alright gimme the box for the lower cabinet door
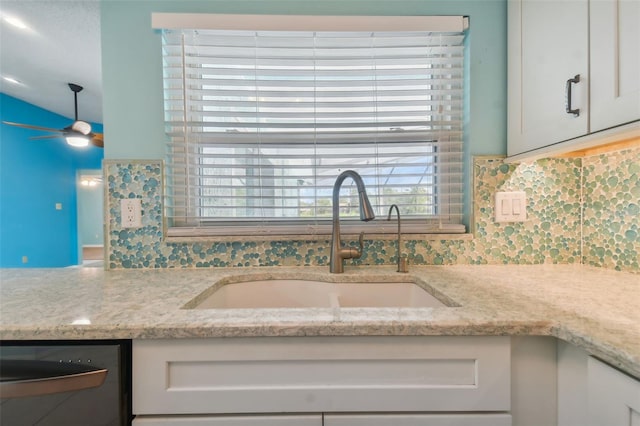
[133,414,322,426]
[588,357,640,426]
[323,413,512,426]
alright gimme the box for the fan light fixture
[66,135,90,147]
[71,120,92,135]
[1,83,105,148]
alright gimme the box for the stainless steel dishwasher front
[0,340,131,426]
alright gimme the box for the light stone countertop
[0,264,638,379]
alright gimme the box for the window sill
[164,220,468,242]
[164,231,473,244]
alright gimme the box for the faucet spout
[330,170,375,273]
[387,204,408,273]
[332,170,375,222]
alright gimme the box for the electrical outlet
[121,198,142,228]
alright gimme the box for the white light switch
[512,199,522,215]
[495,191,527,223]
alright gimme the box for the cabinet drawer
[133,336,510,415]
[133,414,321,426]
[324,413,511,426]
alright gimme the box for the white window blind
[160,15,467,236]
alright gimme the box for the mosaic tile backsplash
[582,148,640,271]
[105,147,639,272]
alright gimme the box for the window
[156,14,467,236]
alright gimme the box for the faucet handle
[338,232,366,262]
[348,232,365,259]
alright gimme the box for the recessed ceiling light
[2,14,28,30]
[2,76,23,85]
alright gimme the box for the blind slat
[164,131,464,145]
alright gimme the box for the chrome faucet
[387,204,408,273]
[329,170,375,273]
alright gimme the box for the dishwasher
[0,340,131,426]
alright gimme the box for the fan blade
[30,135,64,140]
[90,133,104,148]
[2,121,64,133]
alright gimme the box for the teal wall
[102,0,507,158]
[0,94,103,267]
[101,0,507,225]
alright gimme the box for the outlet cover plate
[121,198,142,228]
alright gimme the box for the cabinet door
[587,357,640,426]
[508,0,589,156]
[590,0,640,132]
[133,414,322,426]
[324,413,511,426]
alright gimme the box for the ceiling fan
[2,83,104,148]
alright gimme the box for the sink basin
[187,280,447,309]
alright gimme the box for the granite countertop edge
[1,264,638,379]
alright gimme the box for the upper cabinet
[508,0,640,159]
[507,0,589,156]
[590,0,640,132]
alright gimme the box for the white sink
[188,280,447,309]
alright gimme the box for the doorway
[77,170,104,266]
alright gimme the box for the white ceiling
[0,0,102,123]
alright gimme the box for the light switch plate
[495,191,527,223]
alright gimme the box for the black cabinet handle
[565,74,581,117]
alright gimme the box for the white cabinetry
[132,335,640,426]
[511,336,558,426]
[323,413,511,426]
[133,415,321,426]
[590,0,640,132]
[508,0,640,159]
[132,336,511,424]
[557,343,640,426]
[588,356,640,426]
[507,0,589,156]
[557,341,589,426]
